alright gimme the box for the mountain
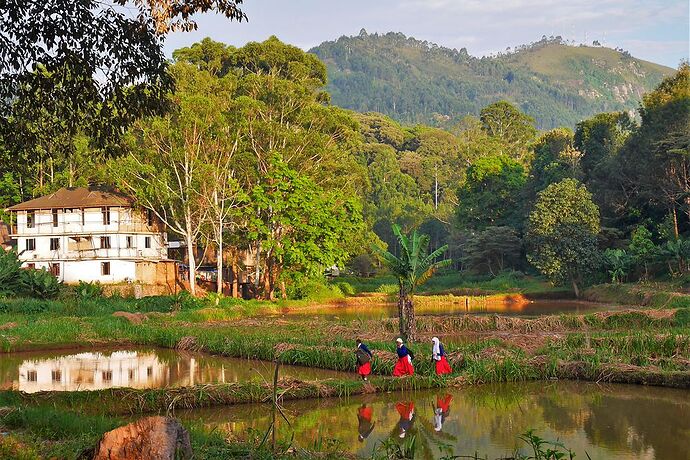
[310,31,675,129]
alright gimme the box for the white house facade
[6,187,171,284]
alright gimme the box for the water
[0,348,348,393]
[179,381,690,459]
[281,299,616,320]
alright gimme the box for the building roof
[6,187,134,211]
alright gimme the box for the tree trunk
[404,296,416,342]
[232,263,239,298]
[216,222,223,294]
[397,286,406,338]
[571,277,580,298]
[186,233,196,297]
[672,205,679,240]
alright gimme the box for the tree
[527,179,600,297]
[618,64,690,237]
[629,226,656,279]
[113,64,234,295]
[457,155,526,231]
[0,0,248,201]
[461,226,522,276]
[373,225,451,342]
[246,156,365,299]
[527,128,580,198]
[480,101,537,163]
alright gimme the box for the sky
[164,0,689,69]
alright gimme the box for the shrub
[376,283,398,294]
[335,281,356,296]
[289,278,343,301]
[20,269,61,299]
[75,281,103,300]
[0,250,22,297]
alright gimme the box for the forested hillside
[311,31,674,129]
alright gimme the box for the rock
[92,416,192,460]
[112,311,147,325]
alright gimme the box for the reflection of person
[434,394,453,432]
[395,401,415,438]
[357,404,375,442]
[432,337,452,375]
[355,339,373,381]
[392,338,415,376]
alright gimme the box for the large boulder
[92,416,192,460]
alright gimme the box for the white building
[6,187,173,284]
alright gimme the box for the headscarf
[432,337,441,361]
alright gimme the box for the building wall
[12,207,168,284]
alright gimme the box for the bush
[334,281,356,296]
[20,269,61,299]
[289,278,344,301]
[0,250,22,297]
[75,281,103,300]
[376,283,398,294]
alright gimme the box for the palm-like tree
[373,224,451,342]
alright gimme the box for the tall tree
[480,101,537,163]
[373,225,451,342]
[457,154,526,231]
[113,64,235,295]
[526,179,600,297]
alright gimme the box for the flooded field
[282,299,617,320]
[0,348,348,392]
[179,381,690,459]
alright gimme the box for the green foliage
[0,250,22,297]
[480,100,537,162]
[75,281,103,300]
[457,155,527,231]
[461,226,522,275]
[603,248,632,283]
[312,32,671,129]
[20,269,61,300]
[527,179,600,295]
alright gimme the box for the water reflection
[178,381,690,459]
[0,348,348,393]
[281,299,616,320]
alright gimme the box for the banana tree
[373,224,451,342]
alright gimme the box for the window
[147,366,153,377]
[144,237,152,249]
[50,263,60,277]
[126,236,133,249]
[26,263,35,269]
[27,211,35,228]
[128,369,135,380]
[26,238,36,251]
[102,370,112,382]
[50,238,60,251]
[100,236,111,249]
[102,207,111,225]
[81,209,85,226]
[26,370,37,382]
[147,209,154,227]
[52,209,59,227]
[101,262,111,276]
[51,370,62,382]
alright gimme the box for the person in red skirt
[355,339,373,381]
[392,338,415,376]
[432,337,452,375]
[357,404,375,442]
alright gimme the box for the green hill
[310,31,675,129]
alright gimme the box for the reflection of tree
[584,393,690,459]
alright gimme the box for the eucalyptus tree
[373,225,451,342]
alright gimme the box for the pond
[178,381,690,459]
[0,348,348,393]
[282,299,617,320]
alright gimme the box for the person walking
[432,337,452,375]
[355,339,373,381]
[393,338,415,376]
